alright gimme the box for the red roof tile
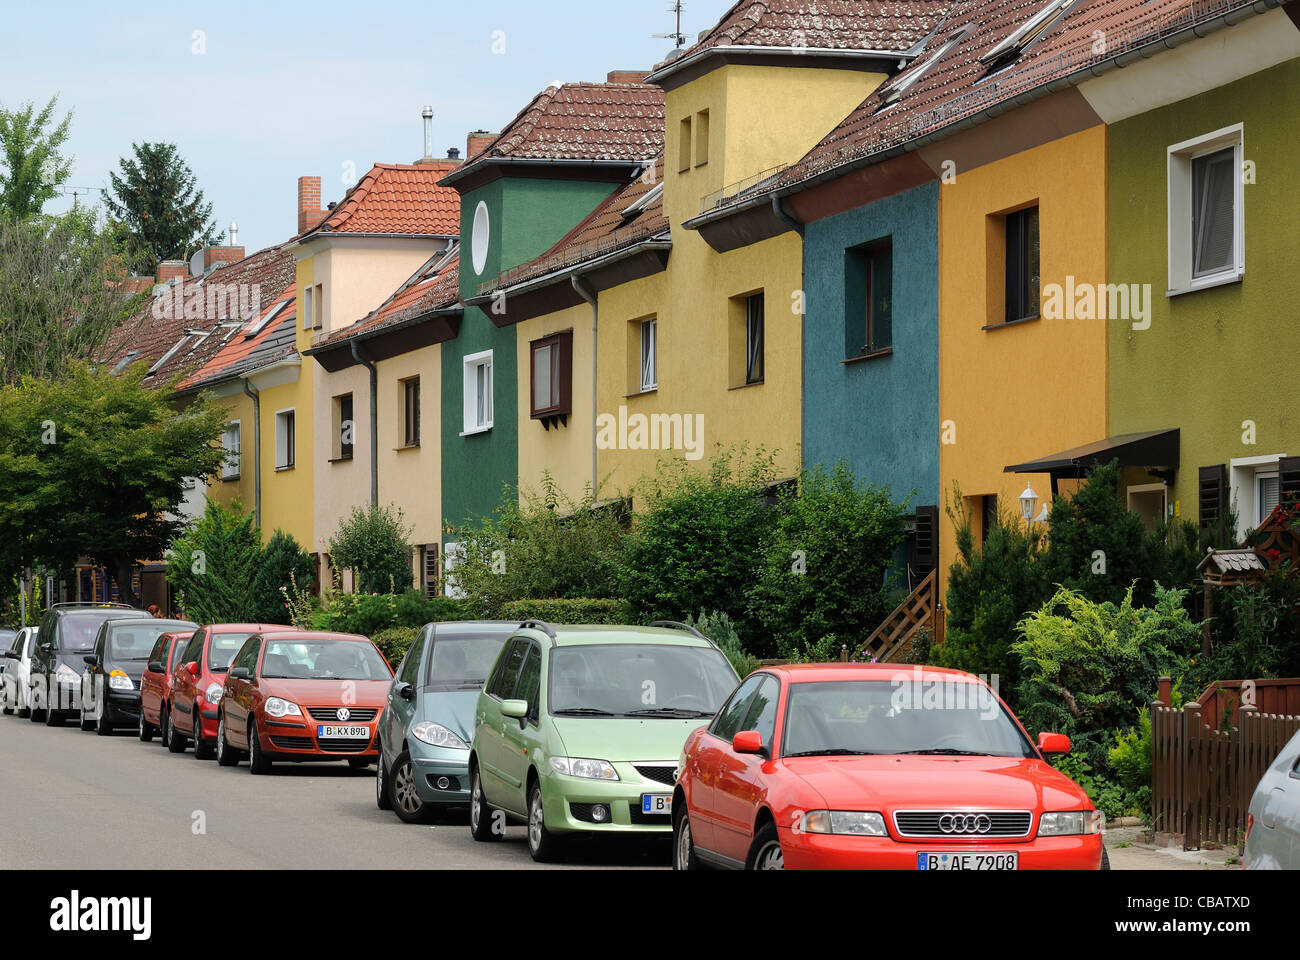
[684,0,955,53]
[175,282,298,392]
[300,161,462,239]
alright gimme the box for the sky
[2,0,736,257]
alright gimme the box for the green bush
[371,625,418,667]
[446,474,628,617]
[622,450,779,650]
[249,530,315,624]
[686,609,759,678]
[327,502,413,595]
[499,597,627,625]
[745,463,907,660]
[327,589,472,635]
[1195,572,1300,683]
[166,500,262,623]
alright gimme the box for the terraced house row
[94,0,1300,623]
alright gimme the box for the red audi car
[138,629,194,742]
[166,623,289,758]
[672,663,1104,870]
[216,630,393,773]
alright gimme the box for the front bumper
[778,828,1104,870]
[539,763,677,836]
[410,744,472,804]
[104,690,141,723]
[260,718,379,761]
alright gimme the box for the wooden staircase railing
[852,569,943,664]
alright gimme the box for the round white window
[471,201,490,276]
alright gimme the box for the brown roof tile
[174,282,298,393]
[300,161,462,239]
[685,0,955,53]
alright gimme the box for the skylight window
[112,350,141,374]
[244,300,289,339]
[880,24,974,105]
[980,0,1079,66]
[622,182,664,221]
[146,336,192,376]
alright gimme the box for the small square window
[530,330,572,422]
[1167,124,1244,295]
[846,239,893,357]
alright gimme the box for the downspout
[571,274,599,496]
[350,340,379,506]
[240,379,262,526]
[771,194,804,237]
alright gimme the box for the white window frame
[221,420,241,480]
[275,408,296,470]
[1126,482,1167,529]
[302,286,314,331]
[1167,123,1244,297]
[461,350,494,436]
[1229,452,1287,539]
[640,318,658,392]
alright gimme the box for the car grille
[893,810,1033,838]
[633,764,677,786]
[269,736,313,750]
[316,737,371,753]
[628,803,672,825]
[306,706,378,722]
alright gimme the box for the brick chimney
[157,260,188,284]
[297,176,326,235]
[606,69,649,84]
[200,246,245,272]
[466,131,496,161]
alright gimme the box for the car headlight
[412,721,468,749]
[1038,811,1102,836]
[205,683,223,705]
[549,757,619,781]
[264,697,301,718]
[55,664,78,682]
[109,670,133,691]
[800,811,889,836]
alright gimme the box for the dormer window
[979,0,1079,69]
[147,335,192,376]
[246,299,288,338]
[879,24,973,106]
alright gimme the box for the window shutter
[422,544,440,599]
[1198,464,1228,534]
[1280,456,1300,507]
[910,505,939,576]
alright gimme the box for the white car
[1244,727,1300,869]
[2,626,39,717]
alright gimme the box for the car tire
[1101,846,1111,871]
[376,742,393,810]
[390,750,433,824]
[159,702,172,748]
[247,719,271,775]
[166,706,188,753]
[672,805,701,871]
[79,701,95,732]
[468,765,501,843]
[44,695,63,727]
[193,712,214,760]
[95,695,112,736]
[348,757,370,770]
[527,779,561,863]
[29,685,44,723]
[745,822,785,870]
[216,711,239,767]
[138,708,154,742]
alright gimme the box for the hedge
[371,625,419,667]
[499,597,629,625]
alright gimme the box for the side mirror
[228,667,250,681]
[83,655,98,667]
[1038,732,1071,755]
[3,650,17,660]
[40,643,52,653]
[147,661,164,674]
[501,699,528,719]
[398,683,415,701]
[186,661,200,678]
[732,730,765,755]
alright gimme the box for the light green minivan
[468,620,739,862]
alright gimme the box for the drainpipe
[772,194,804,237]
[571,274,599,496]
[350,340,379,506]
[241,380,262,526]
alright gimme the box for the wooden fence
[1151,700,1300,850]
[1193,678,1300,727]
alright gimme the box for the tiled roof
[175,282,298,393]
[100,244,296,385]
[1197,549,1266,576]
[457,82,665,167]
[309,247,461,351]
[685,0,954,53]
[484,157,668,294]
[714,0,1258,208]
[299,161,462,239]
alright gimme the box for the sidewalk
[1104,824,1241,870]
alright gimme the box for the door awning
[1003,429,1180,476]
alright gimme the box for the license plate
[317,725,370,739]
[917,852,1018,870]
[641,793,671,815]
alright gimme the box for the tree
[166,501,262,624]
[0,208,142,387]
[102,142,222,275]
[249,530,316,624]
[0,362,229,605]
[328,503,413,594]
[0,96,72,221]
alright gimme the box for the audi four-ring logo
[938,813,992,834]
[336,708,350,721]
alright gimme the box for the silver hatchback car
[1244,727,1300,869]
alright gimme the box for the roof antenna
[652,1,687,48]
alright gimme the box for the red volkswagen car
[138,629,193,742]
[166,623,290,758]
[216,630,393,774]
[672,663,1104,870]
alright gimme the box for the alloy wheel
[393,760,421,816]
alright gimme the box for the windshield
[208,632,255,672]
[781,679,1035,759]
[107,624,175,663]
[548,643,737,718]
[59,614,125,652]
[261,639,392,681]
[425,632,509,691]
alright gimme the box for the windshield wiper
[625,707,714,718]
[895,748,991,756]
[552,707,618,716]
[786,748,881,757]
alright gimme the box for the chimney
[606,69,649,84]
[157,260,188,284]
[199,245,246,273]
[447,147,461,160]
[466,130,495,161]
[422,106,434,161]
[297,176,325,235]
[229,220,238,246]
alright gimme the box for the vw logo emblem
[938,813,992,834]
[336,707,350,721]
